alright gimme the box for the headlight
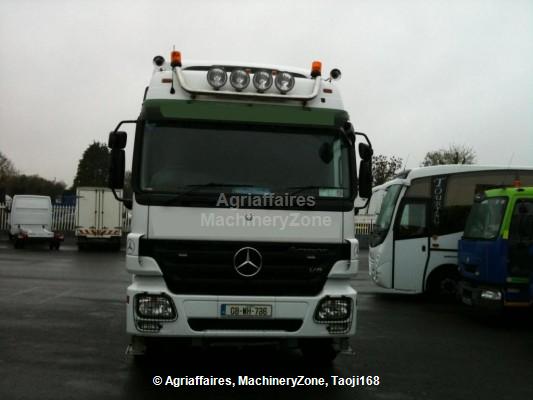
[274,71,295,94]
[480,290,502,301]
[252,70,273,92]
[207,67,227,90]
[135,294,176,320]
[314,297,352,322]
[229,69,250,91]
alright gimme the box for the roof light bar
[178,66,321,101]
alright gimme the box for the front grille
[139,239,350,296]
[188,318,303,332]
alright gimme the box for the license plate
[220,304,272,318]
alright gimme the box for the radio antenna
[402,154,410,172]
[507,152,514,167]
[499,152,516,189]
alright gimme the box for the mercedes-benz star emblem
[233,247,262,277]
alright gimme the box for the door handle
[422,245,426,252]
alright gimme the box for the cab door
[393,199,430,291]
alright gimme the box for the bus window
[370,184,402,246]
[405,177,430,198]
[432,171,533,236]
[397,202,428,239]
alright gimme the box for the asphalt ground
[0,239,532,400]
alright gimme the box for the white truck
[75,187,123,251]
[8,195,63,249]
[107,50,373,362]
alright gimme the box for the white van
[8,195,63,249]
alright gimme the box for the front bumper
[126,276,357,339]
[459,280,503,310]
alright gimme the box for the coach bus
[368,165,533,297]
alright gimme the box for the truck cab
[459,186,533,310]
[107,50,372,362]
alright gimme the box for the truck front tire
[301,339,340,364]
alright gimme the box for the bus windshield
[370,184,402,246]
[463,197,507,240]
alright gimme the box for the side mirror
[109,149,125,189]
[358,142,373,161]
[358,159,372,199]
[108,130,127,189]
[108,131,127,150]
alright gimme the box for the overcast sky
[1,0,532,186]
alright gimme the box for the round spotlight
[274,71,295,94]
[229,69,250,91]
[252,70,273,93]
[330,68,342,81]
[153,55,165,67]
[207,67,227,90]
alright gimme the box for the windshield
[463,197,507,240]
[370,184,402,246]
[139,122,352,200]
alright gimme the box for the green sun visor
[141,99,349,128]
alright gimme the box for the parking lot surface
[1,241,532,399]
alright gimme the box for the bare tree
[421,144,476,166]
[372,154,404,186]
[0,151,17,181]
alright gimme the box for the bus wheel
[427,269,460,301]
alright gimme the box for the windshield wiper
[163,183,259,205]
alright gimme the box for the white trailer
[8,195,63,249]
[75,187,123,250]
